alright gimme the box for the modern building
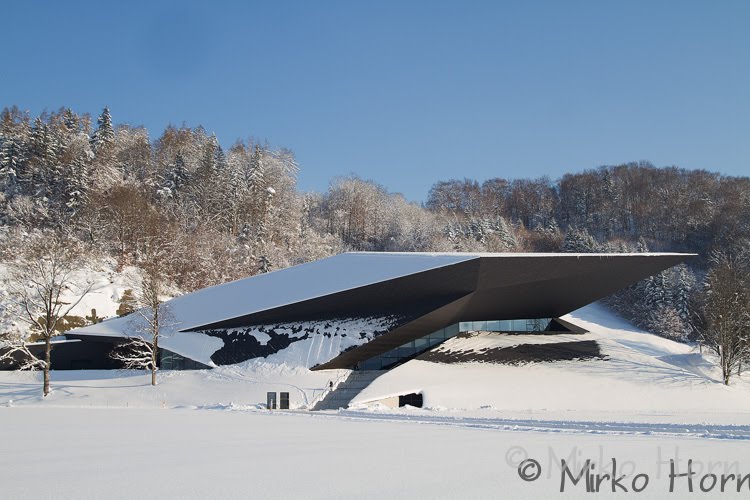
[50,252,691,372]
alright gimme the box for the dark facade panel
[313,294,474,370]
[313,254,690,369]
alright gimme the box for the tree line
[1,105,748,389]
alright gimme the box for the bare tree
[109,336,157,373]
[110,227,174,386]
[0,330,45,370]
[695,249,750,385]
[1,232,91,396]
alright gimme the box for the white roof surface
[67,251,693,365]
[70,251,695,339]
[70,252,479,339]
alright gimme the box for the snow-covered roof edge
[69,252,480,338]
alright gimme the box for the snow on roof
[69,252,478,340]
[26,338,82,346]
[69,251,695,342]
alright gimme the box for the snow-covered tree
[0,134,24,196]
[111,231,174,386]
[1,232,91,396]
[562,226,599,253]
[90,106,115,154]
[490,216,517,250]
[161,152,189,195]
[644,271,671,309]
[695,248,750,385]
[646,305,686,341]
[673,264,695,324]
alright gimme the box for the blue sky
[3,0,748,200]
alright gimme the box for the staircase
[311,370,384,411]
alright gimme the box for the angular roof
[68,251,694,367]
[71,252,477,338]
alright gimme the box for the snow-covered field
[2,407,750,499]
[351,304,750,424]
[2,290,750,498]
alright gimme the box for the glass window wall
[357,318,555,370]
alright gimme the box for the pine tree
[197,135,218,180]
[248,144,265,194]
[161,153,188,196]
[647,305,686,341]
[492,216,517,249]
[64,154,89,214]
[562,226,598,253]
[673,264,695,323]
[644,271,671,309]
[214,143,227,170]
[27,117,64,199]
[90,106,115,154]
[468,217,486,243]
[636,237,649,253]
[62,108,78,132]
[0,135,24,195]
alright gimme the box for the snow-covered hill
[1,302,749,427]
[0,259,143,337]
[350,303,750,422]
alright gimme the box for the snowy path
[299,409,750,440]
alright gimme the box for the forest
[1,106,748,358]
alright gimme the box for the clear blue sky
[3,0,748,200]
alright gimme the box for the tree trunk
[151,344,157,386]
[723,361,730,385]
[151,327,158,386]
[43,336,51,397]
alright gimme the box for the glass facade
[458,318,551,333]
[160,349,209,370]
[357,318,553,370]
[359,323,460,370]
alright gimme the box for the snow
[2,304,750,498]
[0,360,347,410]
[158,330,224,367]
[349,303,750,422]
[0,260,141,336]
[1,406,749,499]
[68,251,695,341]
[2,303,748,425]
[217,315,401,368]
[70,252,477,339]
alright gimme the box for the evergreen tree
[644,271,671,309]
[562,226,598,252]
[248,144,265,193]
[646,305,686,341]
[492,216,517,249]
[0,135,24,195]
[28,117,63,198]
[160,152,189,198]
[214,143,227,170]
[64,154,89,214]
[673,264,695,323]
[196,135,218,181]
[90,106,115,154]
[62,108,79,132]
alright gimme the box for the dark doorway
[279,392,290,409]
[398,393,423,408]
[266,392,277,409]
